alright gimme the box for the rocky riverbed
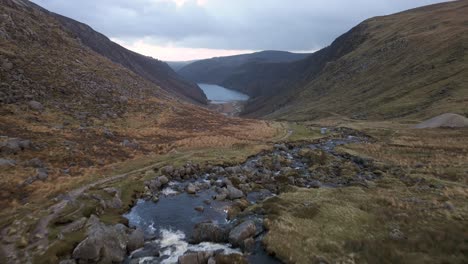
[64,128,383,264]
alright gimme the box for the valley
[1,0,467,264]
[199,83,250,116]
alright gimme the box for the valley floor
[1,118,467,264]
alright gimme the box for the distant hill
[177,50,311,89]
[234,1,468,121]
[166,60,198,71]
[45,10,207,104]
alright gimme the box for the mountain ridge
[31,2,208,104]
[177,50,311,89]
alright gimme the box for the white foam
[161,187,179,196]
[156,229,241,264]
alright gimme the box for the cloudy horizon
[31,0,450,61]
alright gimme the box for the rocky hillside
[31,3,207,105]
[204,1,468,121]
[178,50,311,94]
[0,0,275,208]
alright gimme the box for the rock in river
[228,220,256,247]
[227,185,244,200]
[191,222,229,243]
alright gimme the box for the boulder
[72,216,129,263]
[191,222,228,243]
[229,221,256,247]
[127,229,145,252]
[194,206,204,212]
[227,185,244,200]
[243,237,255,253]
[158,175,169,185]
[26,158,44,168]
[214,254,247,264]
[225,166,242,175]
[178,251,212,264]
[28,100,44,111]
[122,139,139,149]
[162,165,174,175]
[36,168,48,181]
[0,138,31,154]
[148,179,162,192]
[186,183,198,194]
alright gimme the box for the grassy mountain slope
[37,6,207,105]
[0,0,276,208]
[178,50,311,89]
[243,0,468,120]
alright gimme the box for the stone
[195,206,204,212]
[130,241,161,259]
[243,237,255,253]
[186,183,198,194]
[178,251,212,264]
[214,254,247,264]
[227,185,244,200]
[148,179,162,192]
[122,139,139,149]
[0,158,16,167]
[162,165,174,175]
[127,229,145,252]
[36,168,48,181]
[0,138,31,154]
[309,180,322,188]
[158,175,169,185]
[26,158,44,168]
[28,100,44,111]
[191,222,229,243]
[389,228,406,241]
[229,220,256,247]
[1,60,13,71]
[72,216,129,263]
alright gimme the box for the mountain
[238,0,468,120]
[166,60,198,71]
[177,50,311,88]
[0,0,273,209]
[37,7,207,104]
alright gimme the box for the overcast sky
[32,0,449,61]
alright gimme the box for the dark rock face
[228,221,256,247]
[127,228,145,252]
[50,13,207,105]
[191,222,229,244]
[72,215,131,263]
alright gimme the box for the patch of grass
[261,184,468,264]
[287,123,323,142]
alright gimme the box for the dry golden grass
[0,96,279,211]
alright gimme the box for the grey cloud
[31,0,449,51]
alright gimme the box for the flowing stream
[123,128,376,264]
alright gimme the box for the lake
[198,83,249,104]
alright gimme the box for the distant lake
[198,83,249,104]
